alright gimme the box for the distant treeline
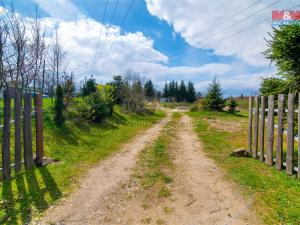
[162,80,197,103]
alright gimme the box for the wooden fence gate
[248,94,300,178]
[1,88,44,179]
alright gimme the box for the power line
[94,0,109,60]
[168,0,283,61]
[170,3,300,64]
[97,0,120,61]
[100,0,134,61]
[167,0,263,56]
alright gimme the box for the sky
[2,0,300,96]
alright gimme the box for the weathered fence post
[23,93,34,170]
[286,93,294,175]
[14,89,22,173]
[2,89,11,179]
[248,96,253,154]
[253,96,259,158]
[259,96,266,162]
[35,93,44,166]
[276,94,284,170]
[298,93,300,179]
[266,95,274,166]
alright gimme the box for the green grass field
[0,104,165,224]
[189,110,300,224]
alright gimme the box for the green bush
[70,85,114,122]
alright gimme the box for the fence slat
[259,96,266,162]
[266,95,274,166]
[286,93,294,175]
[14,90,22,173]
[253,96,259,158]
[298,93,300,179]
[2,89,11,179]
[248,97,253,154]
[23,93,34,170]
[276,94,284,170]
[35,93,44,166]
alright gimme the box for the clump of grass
[137,113,181,199]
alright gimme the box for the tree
[111,75,124,104]
[144,79,156,100]
[264,24,300,92]
[62,71,76,109]
[259,77,288,96]
[121,70,145,113]
[202,77,225,111]
[179,80,187,102]
[54,85,65,126]
[186,81,196,103]
[162,82,169,98]
[228,99,238,113]
[81,77,97,96]
[47,29,67,98]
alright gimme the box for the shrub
[228,100,238,113]
[54,85,65,126]
[70,85,114,122]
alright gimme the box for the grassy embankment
[189,110,300,224]
[0,98,165,224]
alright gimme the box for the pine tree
[186,81,196,103]
[175,81,180,102]
[179,80,187,102]
[162,82,169,98]
[54,85,65,126]
[144,79,156,100]
[202,77,225,111]
[111,75,124,104]
[81,77,97,96]
[168,80,176,100]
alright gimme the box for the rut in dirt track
[37,114,171,225]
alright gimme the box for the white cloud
[33,0,83,20]
[145,0,300,66]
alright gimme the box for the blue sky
[2,0,300,96]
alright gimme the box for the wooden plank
[276,94,284,170]
[266,95,274,166]
[23,93,34,170]
[253,96,259,158]
[2,89,11,179]
[14,90,22,173]
[286,93,294,175]
[299,93,300,179]
[248,97,253,154]
[35,93,44,166]
[259,96,266,162]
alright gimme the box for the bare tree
[47,29,67,90]
[29,6,46,94]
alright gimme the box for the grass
[189,110,300,224]
[136,113,180,200]
[0,105,165,224]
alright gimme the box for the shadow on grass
[0,167,61,224]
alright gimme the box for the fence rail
[248,94,300,178]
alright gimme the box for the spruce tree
[175,81,180,102]
[186,81,197,103]
[111,75,124,104]
[81,77,97,96]
[202,77,225,111]
[144,80,156,100]
[162,82,169,98]
[179,80,187,102]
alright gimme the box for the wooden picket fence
[1,88,44,179]
[248,94,300,178]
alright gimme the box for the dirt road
[37,113,260,225]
